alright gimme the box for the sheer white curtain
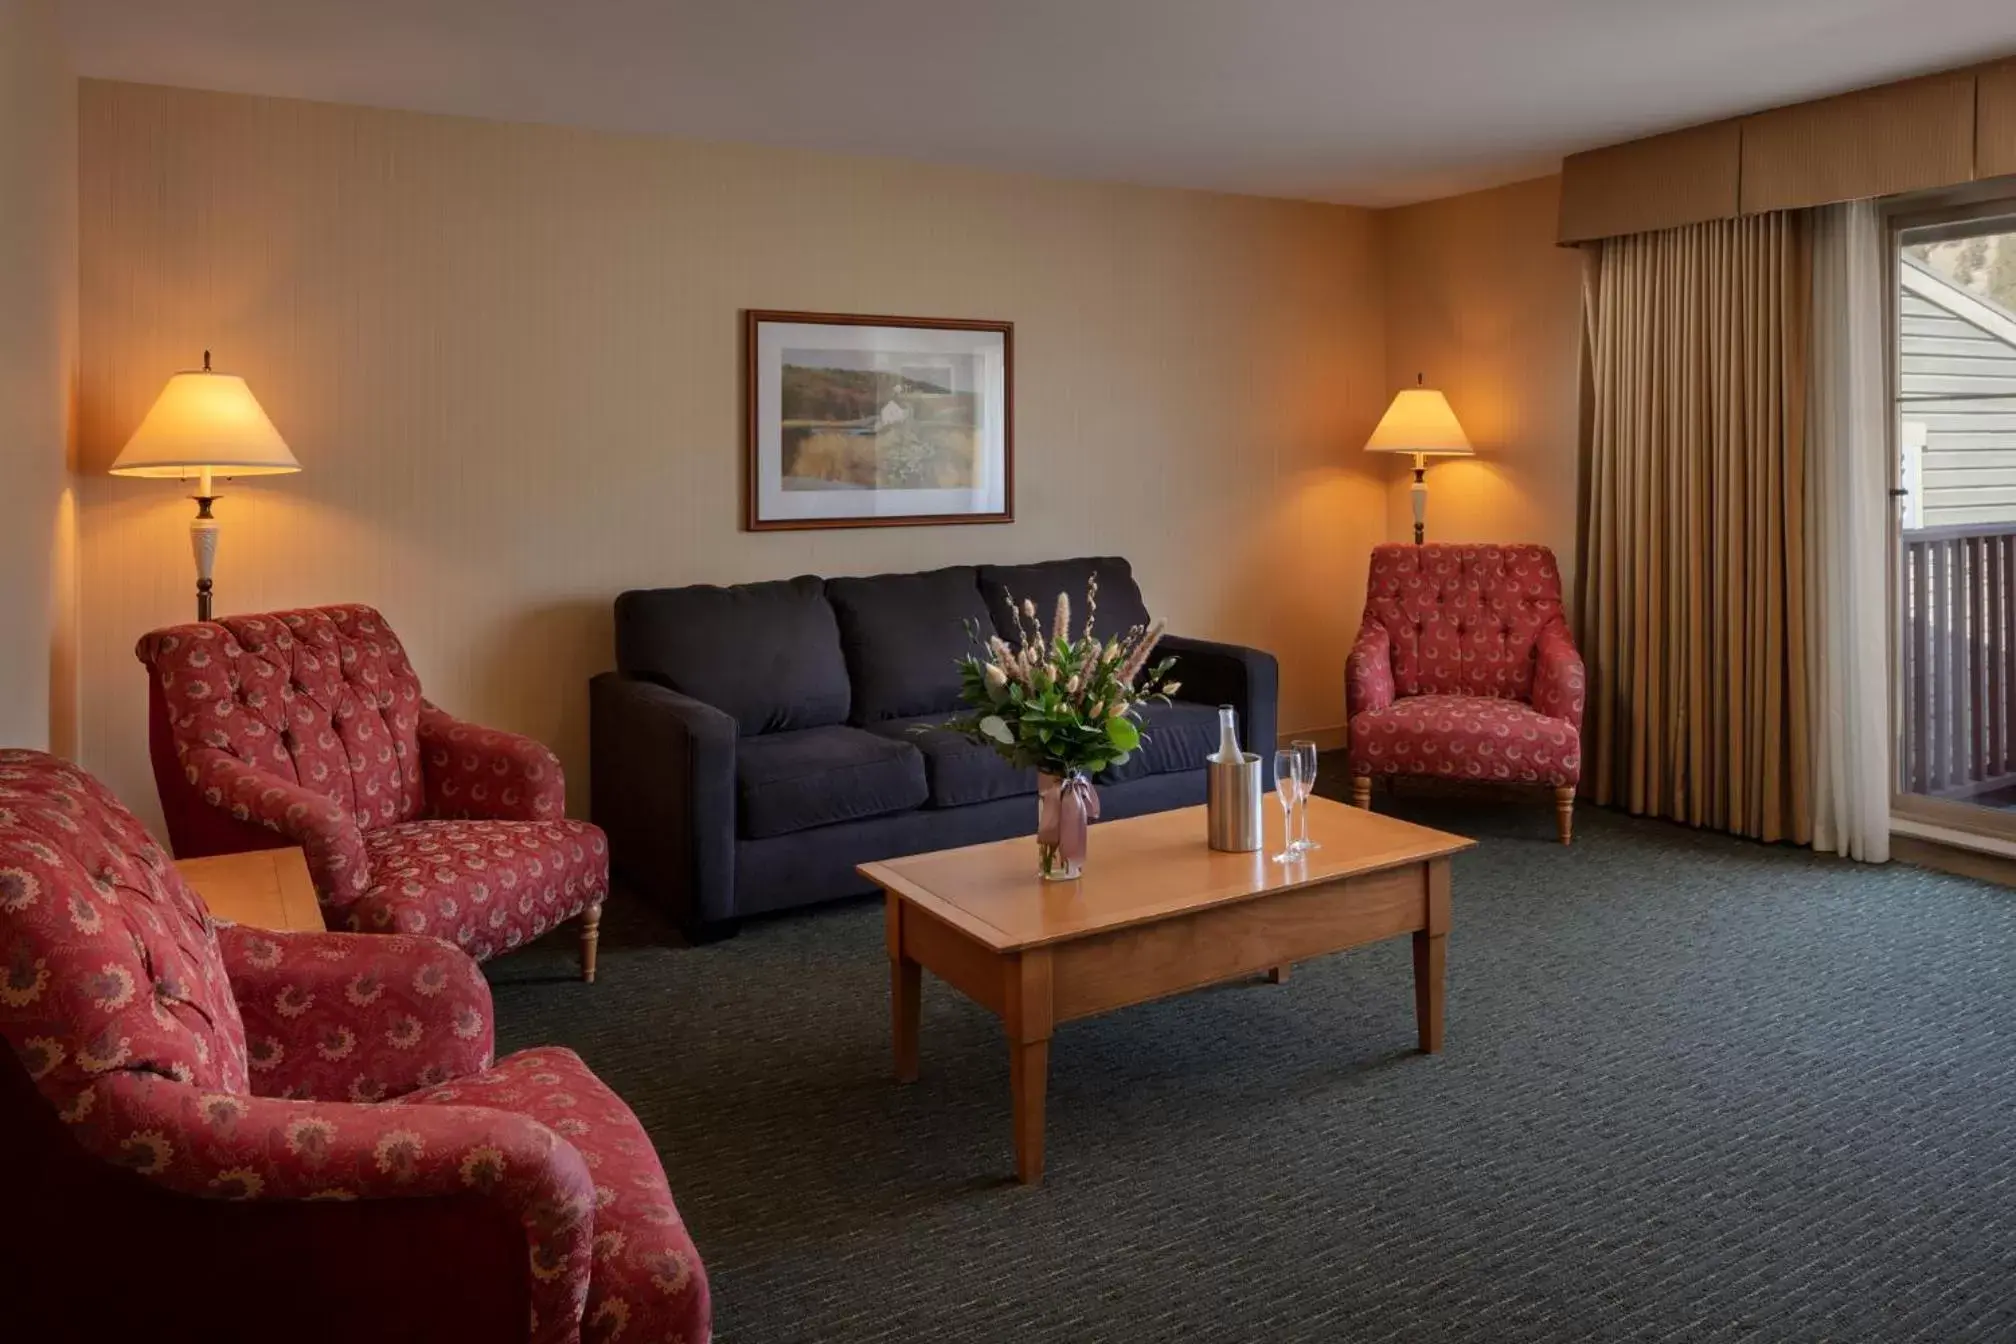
[1806,199,1891,862]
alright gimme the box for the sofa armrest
[1532,620,1587,731]
[417,702,567,822]
[1346,623,1396,718]
[219,925,495,1103]
[180,745,371,912]
[589,672,738,935]
[75,1071,595,1344]
[1160,635,1280,766]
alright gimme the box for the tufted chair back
[1360,543,1567,702]
[137,605,427,844]
[0,750,249,1119]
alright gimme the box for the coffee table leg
[1412,930,1445,1053]
[886,894,920,1083]
[1005,948,1054,1184]
[1010,1038,1049,1183]
[1267,964,1291,984]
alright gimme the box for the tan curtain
[1578,212,1813,844]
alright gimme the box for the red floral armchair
[0,749,708,1343]
[1345,543,1586,842]
[136,605,608,979]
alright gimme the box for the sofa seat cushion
[736,726,928,839]
[1099,700,1221,784]
[345,819,609,962]
[826,566,994,723]
[867,715,1037,808]
[395,1045,710,1342]
[614,575,850,735]
[1348,694,1580,787]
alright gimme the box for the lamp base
[191,495,219,622]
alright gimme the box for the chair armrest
[75,1071,594,1344]
[589,673,738,934]
[1160,635,1280,765]
[1346,623,1396,718]
[417,702,567,822]
[1533,620,1587,730]
[180,745,371,911]
[219,925,495,1102]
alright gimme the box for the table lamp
[110,351,300,620]
[1364,374,1473,544]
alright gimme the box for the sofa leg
[580,903,602,983]
[1350,776,1372,810]
[1554,787,1575,845]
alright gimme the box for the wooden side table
[175,846,327,933]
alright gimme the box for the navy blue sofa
[589,556,1278,939]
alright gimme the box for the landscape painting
[746,311,1013,530]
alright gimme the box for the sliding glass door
[1892,203,2016,831]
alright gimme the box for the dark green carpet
[487,780,2016,1342]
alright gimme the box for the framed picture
[744,310,1013,530]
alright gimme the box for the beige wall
[1374,175,1585,603]
[0,0,77,754]
[77,80,1390,827]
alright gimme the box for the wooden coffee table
[859,795,1474,1183]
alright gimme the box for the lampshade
[110,362,298,478]
[1363,386,1474,458]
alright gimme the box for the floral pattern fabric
[419,704,568,823]
[398,1047,712,1343]
[1348,695,1581,786]
[1359,543,1568,702]
[221,924,496,1102]
[137,605,609,966]
[0,749,708,1344]
[347,820,608,963]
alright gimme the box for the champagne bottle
[1213,704,1243,764]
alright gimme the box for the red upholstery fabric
[1348,695,1581,786]
[137,605,608,964]
[350,819,608,962]
[222,924,495,1102]
[1357,543,1568,702]
[399,1047,712,1343]
[0,749,709,1344]
[1348,544,1584,790]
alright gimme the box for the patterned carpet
[487,778,2016,1343]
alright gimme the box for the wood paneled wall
[76,80,1390,829]
[1561,55,2016,242]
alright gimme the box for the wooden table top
[175,846,327,933]
[859,795,1472,952]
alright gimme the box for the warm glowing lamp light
[1363,374,1473,544]
[110,351,300,620]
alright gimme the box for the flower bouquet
[944,576,1178,879]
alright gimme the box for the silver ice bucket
[1206,752,1263,852]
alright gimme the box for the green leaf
[980,715,1013,744]
[1104,716,1141,752]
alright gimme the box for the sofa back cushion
[1360,543,1565,701]
[137,605,427,831]
[826,566,993,722]
[616,576,851,735]
[0,750,250,1122]
[977,557,1152,646]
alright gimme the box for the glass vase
[1036,769,1095,881]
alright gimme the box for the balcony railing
[1901,521,2016,797]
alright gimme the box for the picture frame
[744,309,1014,530]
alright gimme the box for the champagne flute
[1292,739,1321,853]
[1271,749,1302,863]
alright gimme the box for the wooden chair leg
[1554,787,1574,845]
[1350,776,1372,810]
[579,903,602,983]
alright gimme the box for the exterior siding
[1901,262,2016,528]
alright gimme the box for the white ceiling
[56,0,2016,207]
